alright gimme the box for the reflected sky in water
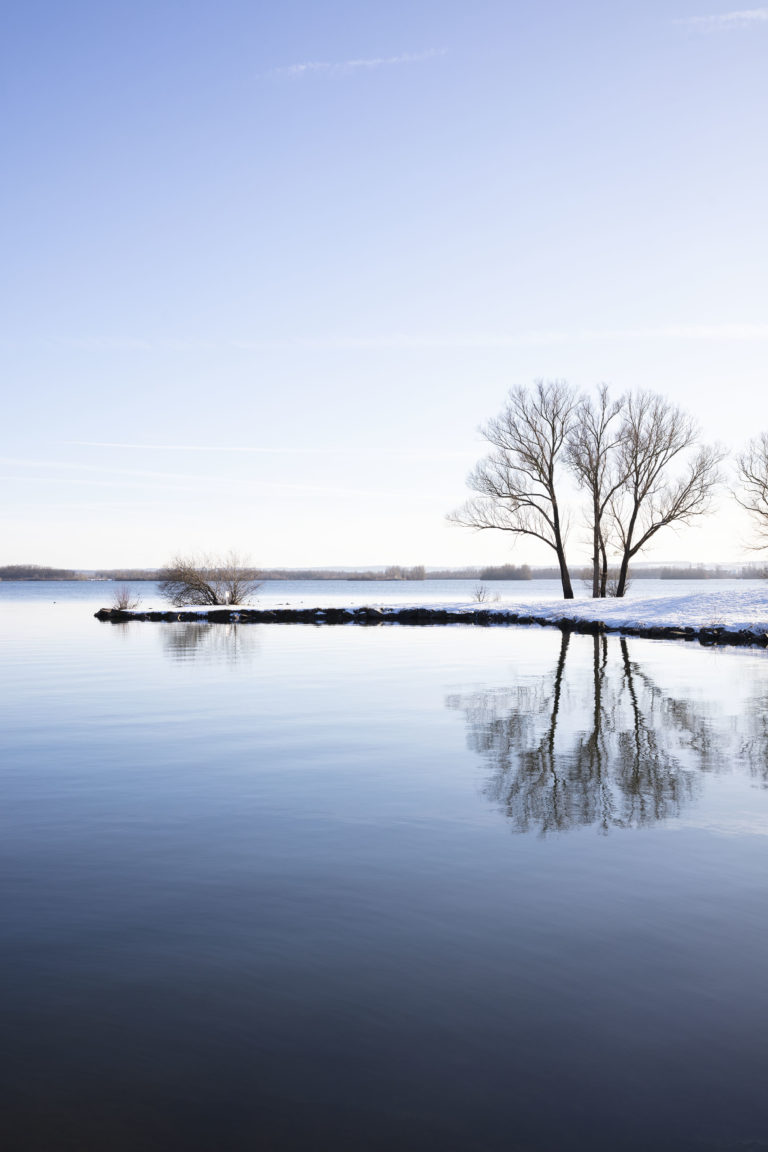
[1,592,767,1151]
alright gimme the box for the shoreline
[94,604,768,648]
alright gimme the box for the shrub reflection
[160,622,260,663]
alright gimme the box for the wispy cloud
[64,441,469,460]
[264,323,768,349]
[0,477,207,494]
[677,8,768,29]
[65,442,361,454]
[48,323,768,361]
[0,456,208,481]
[581,323,768,342]
[267,48,446,78]
[66,337,154,351]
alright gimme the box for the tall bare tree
[448,380,580,598]
[566,384,627,598]
[735,432,768,549]
[159,552,261,606]
[609,393,724,597]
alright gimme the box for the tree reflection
[161,622,260,664]
[740,690,768,788]
[447,633,719,833]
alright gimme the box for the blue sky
[2,0,767,568]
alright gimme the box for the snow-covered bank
[462,587,768,634]
[95,588,768,647]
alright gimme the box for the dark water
[1,587,767,1151]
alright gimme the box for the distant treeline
[478,564,532,580]
[503,564,765,581]
[260,564,531,580]
[576,564,753,581]
[349,565,427,581]
[93,567,432,582]
[94,569,159,581]
[4,563,766,583]
[660,565,723,580]
[0,565,78,581]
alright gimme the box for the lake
[1,582,767,1150]
[1,574,760,610]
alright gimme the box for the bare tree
[448,380,580,599]
[609,393,724,597]
[159,552,261,606]
[735,432,768,549]
[566,384,627,598]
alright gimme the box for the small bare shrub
[159,552,261,606]
[472,582,500,604]
[112,584,141,610]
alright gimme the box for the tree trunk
[615,549,631,597]
[599,535,608,598]
[551,494,573,599]
[615,501,640,598]
[556,544,574,598]
[592,495,600,598]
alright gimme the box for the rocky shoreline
[94,606,768,648]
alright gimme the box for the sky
[1,0,767,569]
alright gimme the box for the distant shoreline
[4,568,766,583]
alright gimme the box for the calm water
[1,584,767,1151]
[2,575,761,610]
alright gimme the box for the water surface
[3,575,761,610]
[1,586,767,1150]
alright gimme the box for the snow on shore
[445,587,768,634]
[154,588,768,634]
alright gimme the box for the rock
[90,605,768,650]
